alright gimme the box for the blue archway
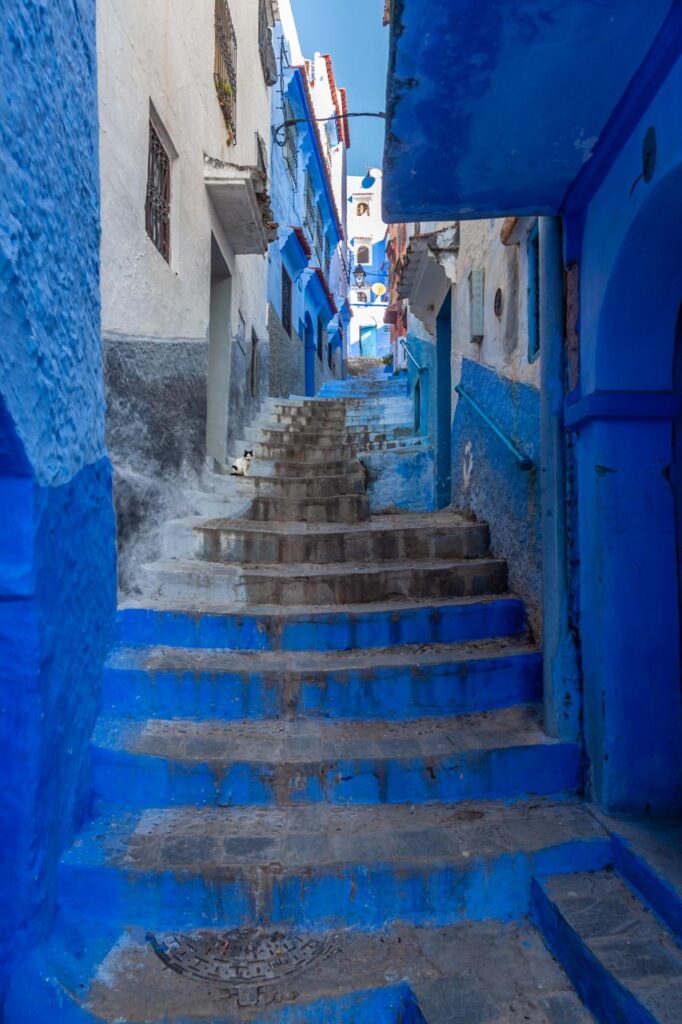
[576,164,682,814]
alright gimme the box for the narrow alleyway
[11,364,633,1022]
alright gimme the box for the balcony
[204,156,278,255]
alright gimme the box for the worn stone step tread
[536,870,682,1022]
[28,919,594,1023]
[119,591,520,617]
[146,556,505,579]
[94,704,558,765]
[107,635,537,675]
[64,797,608,874]
[194,511,481,535]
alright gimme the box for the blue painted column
[539,218,580,741]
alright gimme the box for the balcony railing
[214,0,237,144]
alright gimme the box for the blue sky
[290,0,388,176]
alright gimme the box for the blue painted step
[102,639,541,720]
[91,705,580,809]
[4,918,594,1023]
[59,798,611,932]
[532,870,682,1023]
[116,595,528,651]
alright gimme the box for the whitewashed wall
[98,0,270,345]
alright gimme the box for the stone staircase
[8,368,682,1022]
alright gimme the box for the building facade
[386,216,543,627]
[348,171,390,358]
[384,0,682,816]
[98,0,278,587]
[267,0,350,398]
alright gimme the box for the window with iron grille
[258,0,277,86]
[304,172,316,242]
[283,97,297,185]
[145,122,171,262]
[281,267,292,337]
[314,210,324,267]
[214,0,237,144]
[323,235,331,277]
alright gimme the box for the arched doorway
[577,165,682,814]
[304,313,316,397]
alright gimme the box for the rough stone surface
[268,305,305,399]
[0,0,117,1004]
[85,920,594,1022]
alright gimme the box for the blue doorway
[435,291,452,508]
[304,314,316,397]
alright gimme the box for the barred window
[281,267,292,337]
[145,122,171,262]
[283,98,297,185]
[314,210,324,267]
[214,0,237,144]
[258,0,277,86]
[304,172,316,242]
[323,235,331,277]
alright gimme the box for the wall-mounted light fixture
[353,265,367,287]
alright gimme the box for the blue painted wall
[383,0,682,814]
[268,34,345,395]
[0,0,116,1003]
[566,47,682,814]
[452,360,541,631]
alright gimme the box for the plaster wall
[570,51,682,813]
[98,0,273,586]
[450,219,541,630]
[0,0,116,1000]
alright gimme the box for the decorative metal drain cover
[147,928,334,1008]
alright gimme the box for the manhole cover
[147,928,334,1007]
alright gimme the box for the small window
[323,235,331,277]
[317,316,324,361]
[414,378,421,434]
[327,341,333,370]
[356,291,368,304]
[145,122,171,262]
[281,267,292,336]
[250,331,259,397]
[304,171,315,241]
[356,244,371,265]
[283,97,297,185]
[468,268,484,344]
[357,201,370,217]
[527,220,540,363]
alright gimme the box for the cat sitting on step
[230,450,254,476]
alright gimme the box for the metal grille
[214,0,237,144]
[145,123,171,262]
[281,267,292,336]
[304,172,315,242]
[259,0,277,86]
[283,98,297,185]
[314,210,324,267]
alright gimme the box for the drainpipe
[539,217,580,741]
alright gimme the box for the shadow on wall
[452,359,541,634]
[0,398,116,1000]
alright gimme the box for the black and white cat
[230,449,254,476]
